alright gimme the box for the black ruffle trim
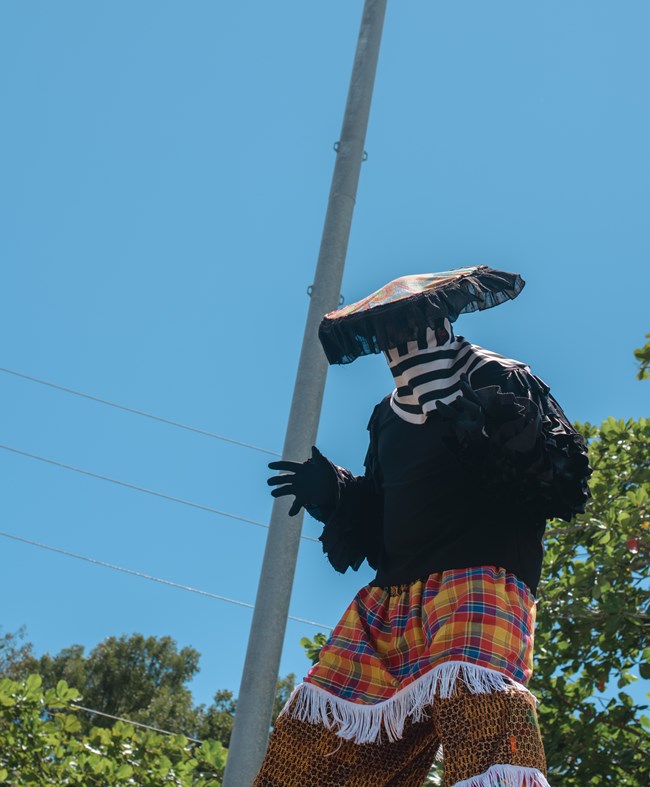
[319,266,525,365]
[447,375,592,522]
[318,464,382,574]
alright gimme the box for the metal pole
[222,2,388,784]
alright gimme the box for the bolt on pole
[221,2,388,785]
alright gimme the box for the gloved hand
[267,446,337,517]
[436,374,488,448]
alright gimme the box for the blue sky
[1,0,648,720]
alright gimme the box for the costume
[256,267,591,787]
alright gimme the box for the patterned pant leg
[433,683,547,786]
[253,713,440,787]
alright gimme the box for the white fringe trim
[281,660,532,745]
[451,764,550,787]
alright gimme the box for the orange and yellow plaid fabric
[306,566,535,705]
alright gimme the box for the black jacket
[314,362,591,596]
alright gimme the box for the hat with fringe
[318,265,525,365]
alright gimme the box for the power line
[0,443,319,544]
[0,366,280,457]
[0,530,333,631]
[69,704,204,744]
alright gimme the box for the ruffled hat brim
[318,265,525,364]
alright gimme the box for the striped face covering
[384,321,526,425]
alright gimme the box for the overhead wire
[0,362,335,724]
[0,368,332,632]
[0,530,333,631]
[68,704,204,744]
[0,444,319,544]
[0,366,280,457]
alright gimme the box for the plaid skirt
[282,565,536,745]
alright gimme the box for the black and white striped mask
[384,321,525,425]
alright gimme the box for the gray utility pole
[221,1,388,785]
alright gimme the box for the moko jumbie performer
[254,266,591,787]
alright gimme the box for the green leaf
[199,739,225,767]
[25,673,42,692]
[61,713,82,733]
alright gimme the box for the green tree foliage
[0,626,37,681]
[634,334,650,380]
[195,689,238,749]
[533,415,650,784]
[299,634,327,666]
[36,635,201,737]
[300,415,650,784]
[0,632,295,754]
[0,674,226,785]
[1,633,204,740]
[195,674,296,747]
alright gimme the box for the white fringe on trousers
[280,660,533,745]
[450,763,550,786]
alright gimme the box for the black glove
[267,446,337,517]
[436,374,488,448]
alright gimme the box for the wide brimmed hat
[318,265,525,364]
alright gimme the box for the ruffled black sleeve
[316,405,384,574]
[450,364,592,521]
